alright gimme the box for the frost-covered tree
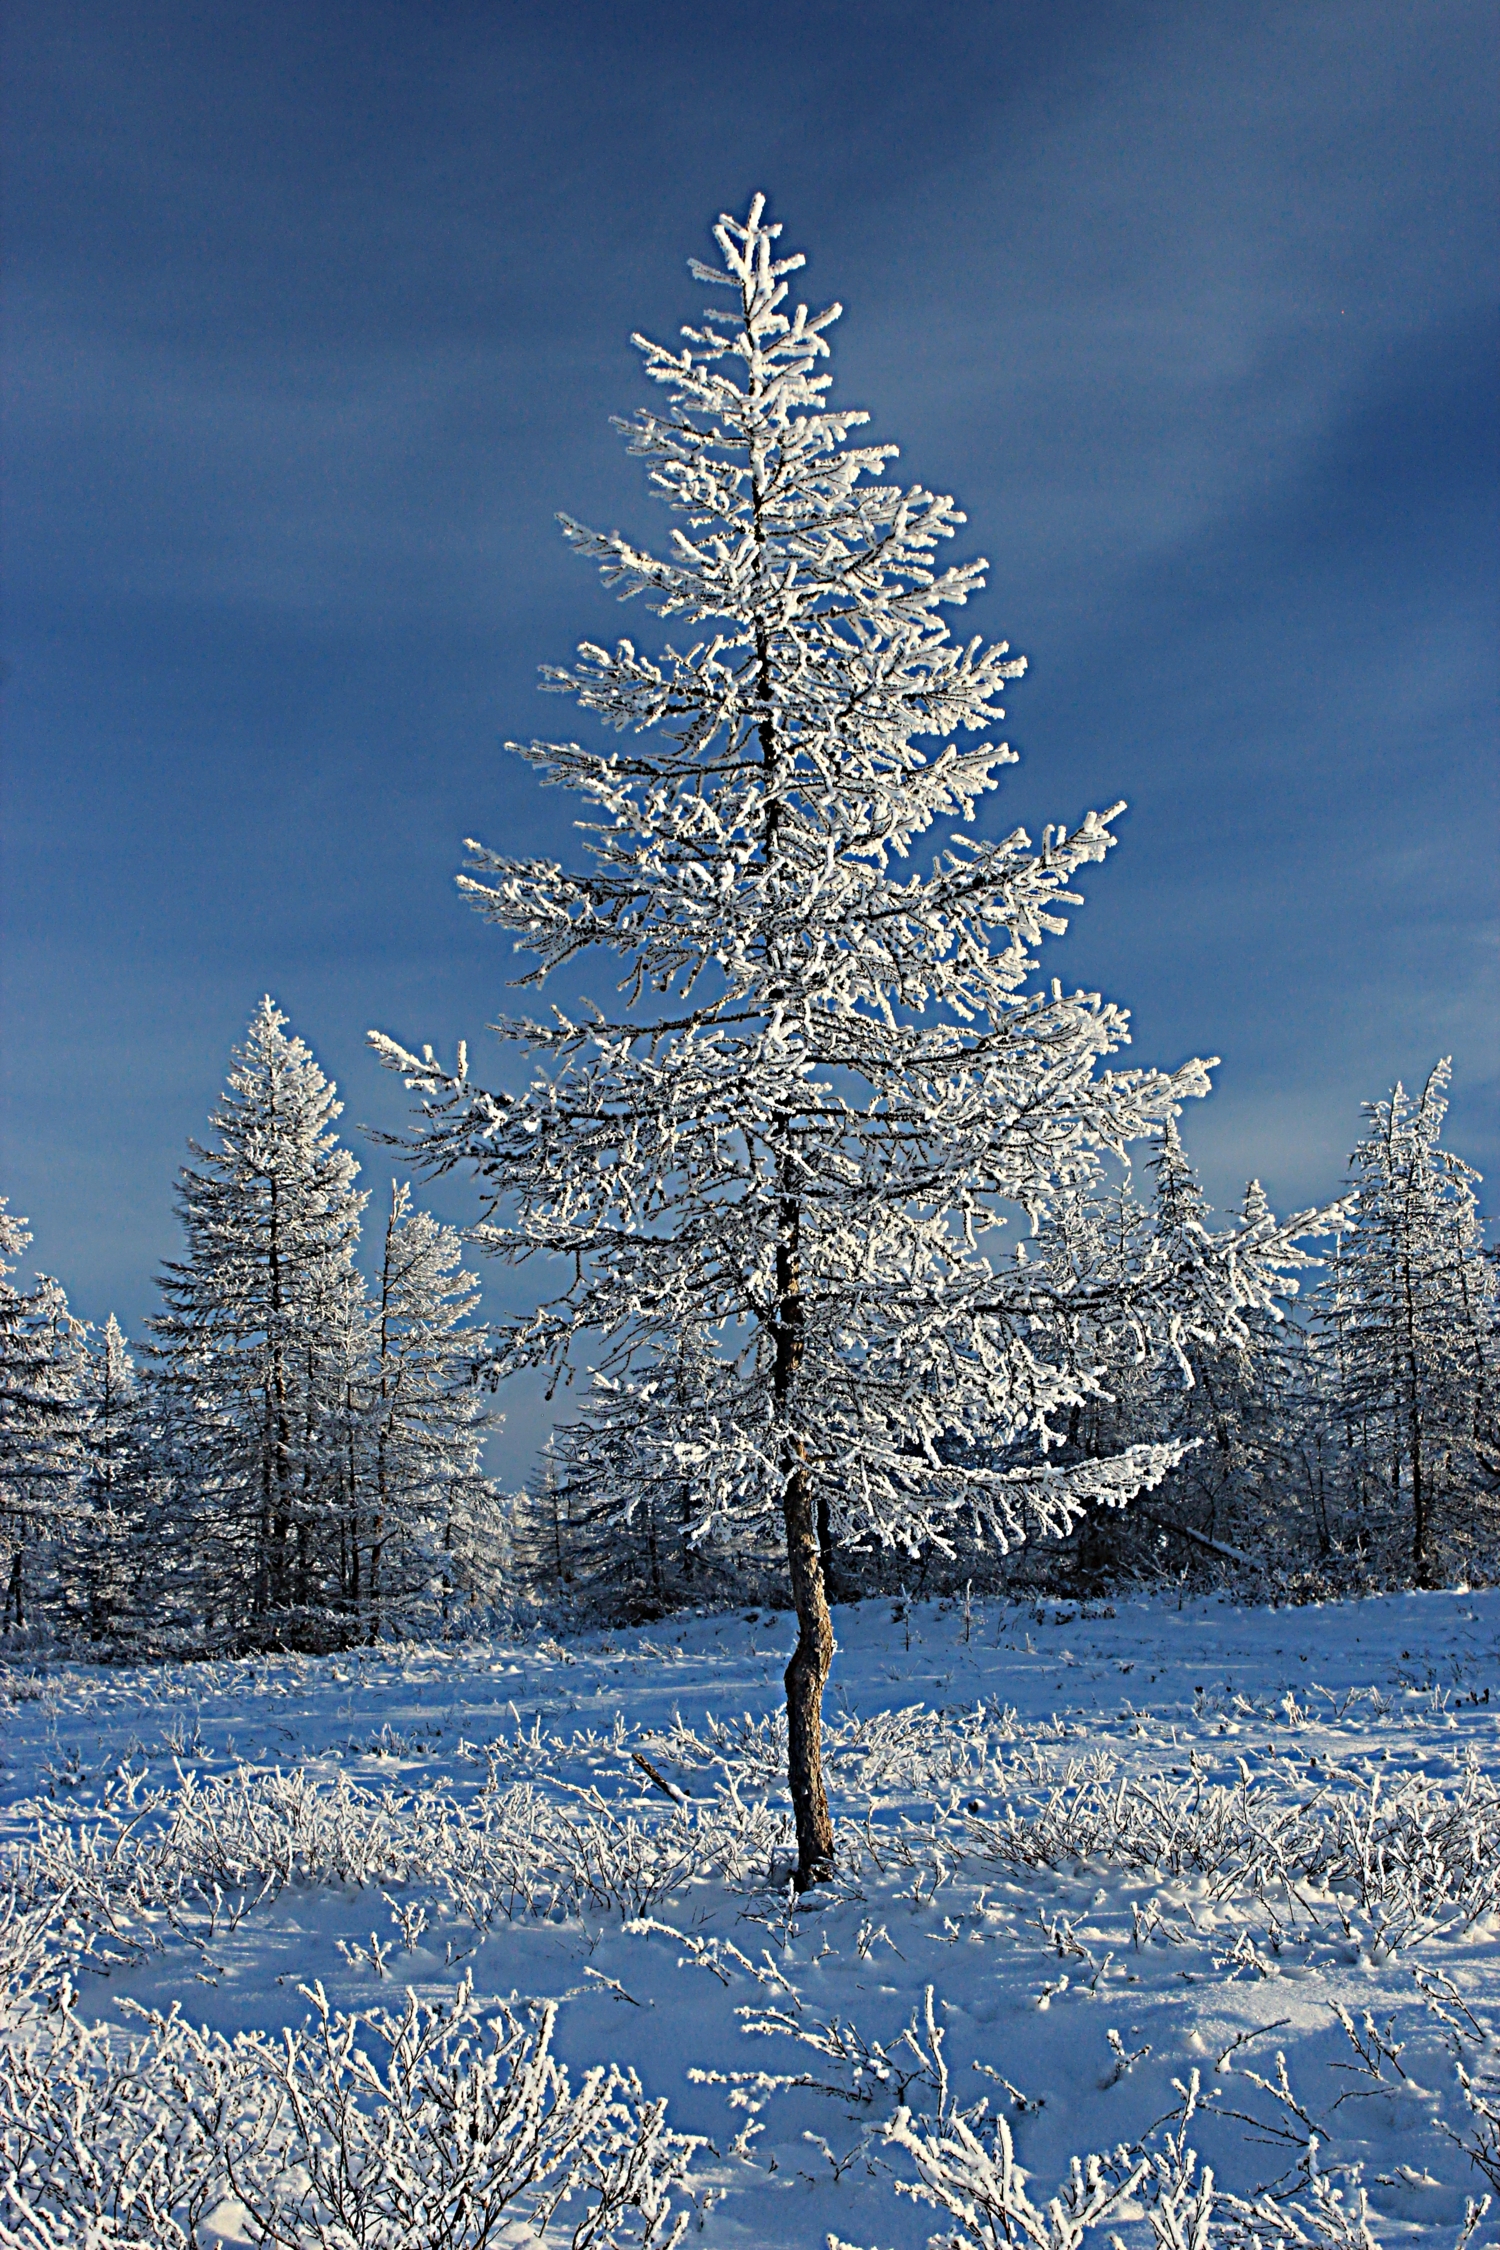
[509,1459,579,1603]
[978,1131,1327,1588]
[0,1201,83,1631]
[363,1181,502,1635]
[322,1263,377,1629]
[1317,1061,1497,1582]
[1127,1134,1318,1570]
[531,1328,770,1618]
[151,1000,367,1634]
[375,197,1321,1886]
[59,1316,163,1641]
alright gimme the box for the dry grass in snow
[0,1587,1495,2246]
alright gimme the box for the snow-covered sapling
[374,195,1323,1888]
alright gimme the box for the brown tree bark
[772,1158,835,1889]
[1410,1399,1429,1587]
[783,1453,835,1888]
[816,1488,837,1603]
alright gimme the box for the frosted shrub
[11,1764,792,1967]
[0,1976,696,2248]
[0,2188,131,2250]
[878,2103,1149,2250]
[839,2058,1491,2250]
[0,1997,250,2248]
[1418,1968,1500,2193]
[827,1995,1152,2250]
[13,1713,1496,1994]
[213,1977,696,2250]
[640,1707,1500,1942]
[953,1754,1500,1937]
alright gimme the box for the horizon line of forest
[0,992,1493,1659]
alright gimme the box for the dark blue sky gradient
[3,1,1496,1476]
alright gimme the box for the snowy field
[0,1587,1497,2247]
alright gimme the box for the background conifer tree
[989,1136,1326,1589]
[0,1201,83,1631]
[363,1181,500,1637]
[62,1315,162,1641]
[1131,1144,1316,1574]
[152,999,367,1635]
[534,1327,765,1619]
[1318,1061,1497,1582]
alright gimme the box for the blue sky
[3,1,1496,1473]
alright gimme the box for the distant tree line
[1,1025,1496,1661]
[508,1064,1499,1620]
[0,1000,507,1654]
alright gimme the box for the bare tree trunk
[1310,1434,1331,1559]
[783,1454,834,1889]
[368,1518,384,1646]
[1410,1401,1428,1586]
[680,1483,694,1583]
[816,1488,837,1603]
[772,1154,834,1890]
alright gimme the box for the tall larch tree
[1322,1061,1497,1581]
[63,1315,160,1641]
[362,1181,499,1637]
[152,1000,367,1633]
[375,197,1321,1887]
[1133,1132,1322,1569]
[0,1200,83,1631]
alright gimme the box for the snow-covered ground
[1,1586,1497,2246]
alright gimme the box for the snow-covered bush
[0,1973,696,2248]
[9,1759,792,1960]
[12,1713,1496,1993]
[831,2034,1492,2250]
